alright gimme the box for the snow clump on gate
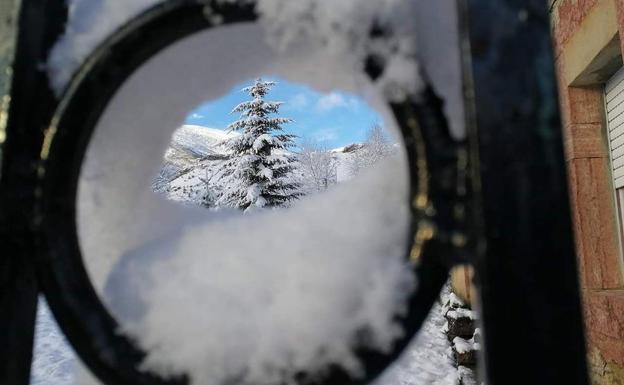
[48,0,423,102]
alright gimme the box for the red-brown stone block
[564,122,608,161]
[567,157,623,289]
[615,0,624,56]
[584,290,624,366]
[553,0,599,51]
[555,57,573,128]
[567,87,605,125]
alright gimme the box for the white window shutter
[605,67,624,189]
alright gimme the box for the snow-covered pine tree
[214,79,301,210]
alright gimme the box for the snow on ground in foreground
[375,301,466,385]
[31,299,76,385]
[32,296,464,385]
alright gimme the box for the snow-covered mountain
[169,125,233,159]
[159,125,234,174]
[153,125,235,203]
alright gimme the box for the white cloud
[315,92,358,112]
[288,93,309,110]
[312,128,339,143]
[189,113,204,119]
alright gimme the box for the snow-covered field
[31,295,468,385]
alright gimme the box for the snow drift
[104,157,414,385]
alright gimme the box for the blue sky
[185,77,383,149]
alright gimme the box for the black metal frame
[461,1,590,384]
[0,0,67,384]
[0,0,590,385]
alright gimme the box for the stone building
[550,0,624,383]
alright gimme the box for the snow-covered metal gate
[0,1,589,385]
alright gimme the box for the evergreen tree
[214,79,301,210]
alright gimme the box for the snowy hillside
[153,125,365,205]
[168,125,233,162]
[152,125,236,204]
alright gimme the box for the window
[604,67,624,253]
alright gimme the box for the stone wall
[550,1,624,383]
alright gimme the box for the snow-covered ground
[31,295,469,385]
[31,300,77,385]
[374,303,462,385]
